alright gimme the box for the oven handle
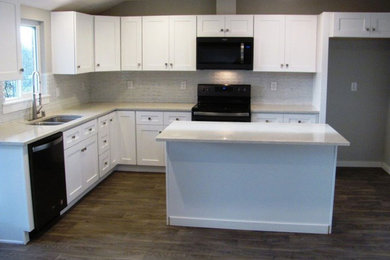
[193,111,250,117]
[240,42,245,64]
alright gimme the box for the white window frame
[2,19,48,114]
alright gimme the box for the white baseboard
[337,161,382,167]
[382,162,390,175]
[0,239,26,245]
[116,165,165,173]
[169,216,330,234]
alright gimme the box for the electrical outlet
[127,80,134,89]
[180,81,187,90]
[271,82,278,91]
[351,82,358,92]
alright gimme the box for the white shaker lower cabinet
[107,112,120,166]
[136,124,165,166]
[252,113,318,124]
[64,134,99,204]
[283,113,318,124]
[117,111,137,165]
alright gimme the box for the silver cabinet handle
[72,135,76,139]
[104,140,107,143]
[81,147,87,152]
[159,131,162,134]
[89,128,93,132]
[372,27,376,31]
[148,117,151,120]
[281,64,284,68]
[110,119,113,122]
[97,64,100,67]
[366,27,370,31]
[170,63,173,68]
[286,64,289,68]
[225,28,230,32]
[165,63,168,68]
[298,120,302,123]
[104,162,108,166]
[220,28,224,32]
[19,68,24,72]
[77,65,81,69]
[265,120,270,123]
[138,63,141,67]
[176,118,179,121]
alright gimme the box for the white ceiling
[20,0,126,14]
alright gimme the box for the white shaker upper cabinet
[143,16,196,71]
[142,16,170,71]
[121,17,142,71]
[169,16,196,71]
[197,15,253,37]
[253,15,285,72]
[0,0,22,80]
[331,13,390,38]
[224,15,254,37]
[370,13,390,38]
[52,12,94,74]
[94,16,121,72]
[331,13,371,37]
[285,15,317,73]
[197,15,225,37]
[254,15,317,73]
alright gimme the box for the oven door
[192,111,251,122]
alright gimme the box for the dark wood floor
[1,168,390,259]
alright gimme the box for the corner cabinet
[142,16,196,71]
[0,0,22,80]
[197,15,253,37]
[94,16,121,71]
[121,17,142,70]
[51,12,94,74]
[331,13,390,38]
[254,15,317,73]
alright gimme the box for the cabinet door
[143,16,169,70]
[99,150,111,179]
[283,114,318,124]
[252,113,284,123]
[94,16,121,71]
[370,13,390,38]
[64,144,84,203]
[121,17,142,70]
[117,111,137,165]
[80,136,99,189]
[285,15,317,73]
[0,0,22,80]
[197,15,225,37]
[253,15,285,72]
[136,124,165,166]
[332,13,371,38]
[225,15,254,37]
[108,112,119,167]
[75,12,94,74]
[169,16,196,71]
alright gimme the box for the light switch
[351,82,358,92]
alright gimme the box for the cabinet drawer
[252,113,284,123]
[136,111,163,125]
[98,132,110,155]
[283,114,318,124]
[164,112,191,125]
[98,114,110,135]
[63,127,82,150]
[99,150,111,178]
[80,119,98,139]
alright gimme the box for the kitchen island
[156,121,350,234]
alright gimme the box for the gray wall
[327,39,390,162]
[102,0,390,15]
[102,0,216,16]
[238,0,390,14]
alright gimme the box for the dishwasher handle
[32,136,63,153]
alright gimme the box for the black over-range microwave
[196,37,253,70]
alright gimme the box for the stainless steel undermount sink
[29,115,82,126]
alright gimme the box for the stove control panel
[198,84,250,97]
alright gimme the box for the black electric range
[191,84,251,122]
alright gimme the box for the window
[4,21,41,100]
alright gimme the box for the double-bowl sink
[29,115,82,126]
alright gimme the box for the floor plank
[1,167,390,259]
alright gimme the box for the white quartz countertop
[0,102,323,146]
[156,121,350,146]
[0,102,194,146]
[251,104,319,114]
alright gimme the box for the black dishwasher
[28,132,67,237]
